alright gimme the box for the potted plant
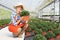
[20,10,30,37]
[45,22,54,32]
[40,27,47,36]
[53,29,60,39]
[45,32,55,40]
[28,20,38,34]
[20,10,29,16]
[37,21,44,29]
[34,29,43,34]
[33,34,47,40]
[39,22,47,36]
[47,26,53,32]
[42,31,47,36]
[20,10,30,22]
[51,22,58,29]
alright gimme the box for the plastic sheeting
[0,0,44,12]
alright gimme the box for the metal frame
[38,0,54,11]
[0,4,15,12]
[59,0,60,22]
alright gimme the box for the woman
[8,3,28,37]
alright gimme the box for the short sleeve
[11,12,17,26]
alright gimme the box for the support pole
[59,0,60,22]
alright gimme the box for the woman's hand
[19,17,23,20]
[16,17,23,25]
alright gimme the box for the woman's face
[16,7,22,14]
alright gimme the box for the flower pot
[32,30,35,33]
[45,32,55,40]
[25,32,30,37]
[48,38,54,40]
[22,16,29,21]
[42,32,46,36]
[0,26,2,29]
[56,35,60,39]
[1,26,3,28]
[48,30,52,32]
[20,10,29,17]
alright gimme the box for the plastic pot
[42,31,46,36]
[25,32,30,37]
[48,38,54,40]
[56,35,60,39]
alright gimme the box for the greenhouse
[0,0,60,40]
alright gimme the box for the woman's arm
[16,17,23,25]
[11,12,23,26]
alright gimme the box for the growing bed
[0,18,60,40]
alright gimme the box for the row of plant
[26,18,60,40]
[0,19,10,29]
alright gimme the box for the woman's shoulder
[11,11,16,16]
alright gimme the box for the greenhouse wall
[37,0,59,22]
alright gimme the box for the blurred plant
[45,32,55,39]
[33,34,47,40]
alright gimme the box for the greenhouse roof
[0,0,44,12]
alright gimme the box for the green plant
[20,10,29,17]
[0,19,10,26]
[33,34,47,40]
[28,18,41,30]
[39,21,49,32]
[45,32,55,39]
[46,26,53,31]
[51,22,59,29]
[41,27,47,32]
[34,29,43,34]
[28,21,38,31]
[53,29,60,35]
[31,20,41,28]
[41,21,56,32]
